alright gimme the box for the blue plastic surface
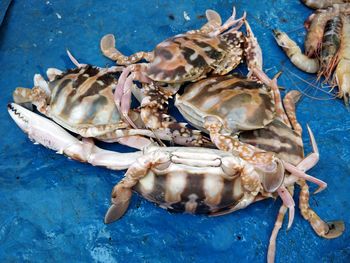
[0,1,349,262]
[0,0,11,26]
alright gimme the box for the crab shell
[175,75,276,135]
[146,32,245,83]
[44,66,139,136]
[239,119,304,166]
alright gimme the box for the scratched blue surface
[0,0,349,262]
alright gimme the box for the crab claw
[8,103,80,153]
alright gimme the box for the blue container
[0,1,349,262]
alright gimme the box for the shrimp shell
[305,4,350,56]
[302,0,350,9]
[319,16,342,78]
[335,15,350,104]
[305,11,336,56]
[273,30,319,73]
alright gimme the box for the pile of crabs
[7,5,345,263]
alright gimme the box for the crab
[99,6,263,130]
[12,52,210,149]
[8,100,335,263]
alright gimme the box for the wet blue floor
[0,0,349,262]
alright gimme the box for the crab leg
[267,184,294,263]
[115,67,211,147]
[100,34,154,65]
[120,73,139,129]
[296,125,320,173]
[114,64,152,128]
[209,7,246,37]
[283,90,303,136]
[267,92,301,263]
[197,9,222,34]
[105,150,171,223]
[297,180,345,238]
[277,186,295,229]
[33,73,50,96]
[8,103,142,170]
[114,66,132,111]
[67,50,124,73]
[281,93,343,239]
[244,19,263,77]
[268,205,288,263]
[12,72,52,111]
[252,68,291,127]
[140,83,174,129]
[283,162,327,194]
[114,66,149,128]
[204,116,272,163]
[67,49,87,68]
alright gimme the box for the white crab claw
[8,103,79,152]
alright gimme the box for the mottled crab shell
[175,75,275,134]
[239,119,304,166]
[146,32,245,83]
[48,66,132,135]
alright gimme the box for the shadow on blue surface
[0,1,349,262]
